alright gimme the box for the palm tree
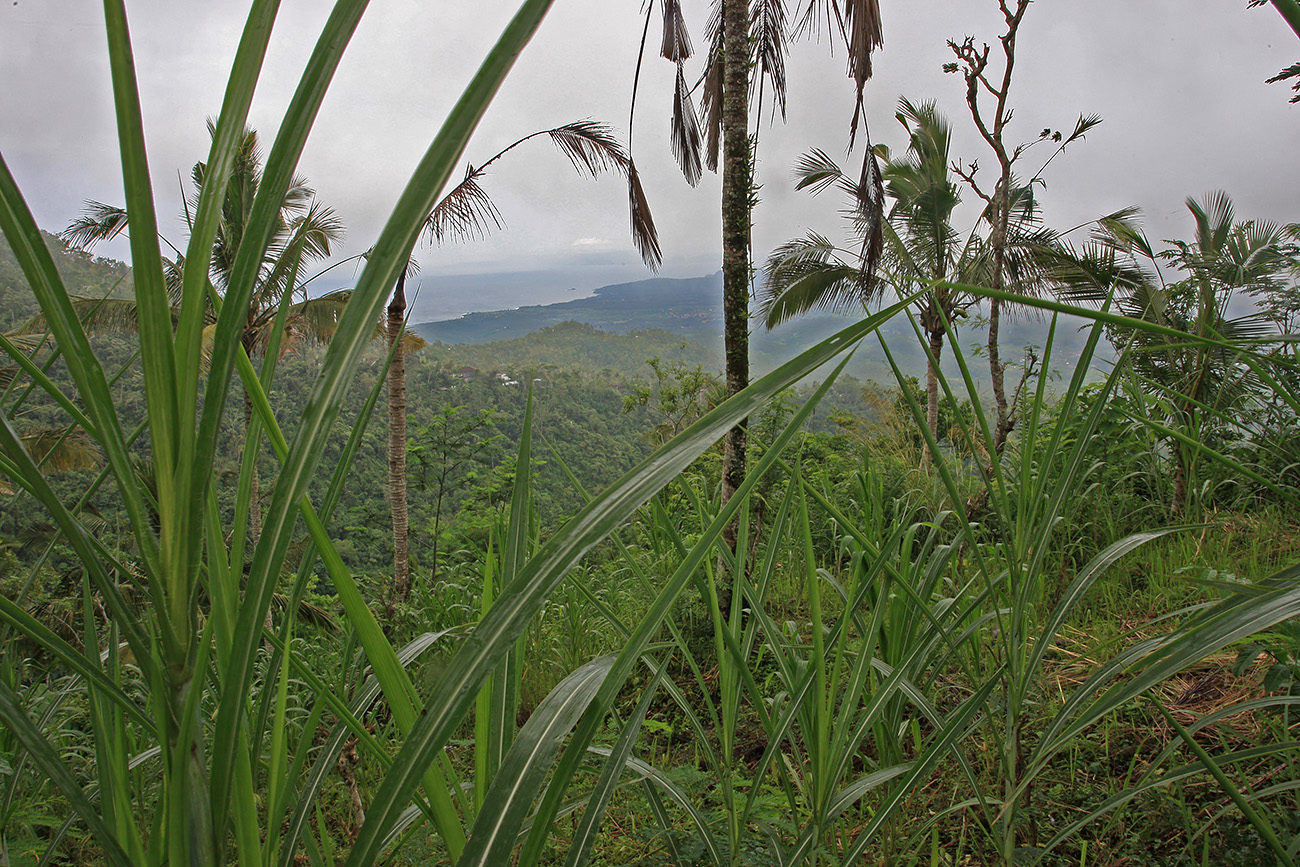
[1086,192,1296,514]
[634,0,885,537]
[54,124,346,542]
[381,120,660,605]
[764,99,1081,460]
[763,100,977,448]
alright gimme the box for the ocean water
[406,270,598,323]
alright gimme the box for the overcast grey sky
[2,1,1297,304]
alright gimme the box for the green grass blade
[0,679,134,867]
[101,0,179,522]
[0,153,159,582]
[1151,696,1297,867]
[559,666,665,867]
[0,594,154,735]
[214,3,553,846]
[456,656,614,867]
[619,753,725,866]
[1033,563,1300,775]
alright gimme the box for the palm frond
[1,333,44,353]
[659,0,692,62]
[20,426,101,471]
[425,170,505,245]
[286,200,345,265]
[627,160,663,271]
[60,202,130,251]
[1092,207,1157,261]
[698,8,725,173]
[546,120,629,178]
[761,232,875,327]
[752,0,790,118]
[849,140,885,286]
[399,327,426,356]
[793,148,844,195]
[284,290,354,346]
[15,297,171,337]
[794,0,883,141]
[670,64,704,187]
[1265,61,1300,102]
[1065,113,1103,145]
[1187,191,1235,254]
[840,0,885,93]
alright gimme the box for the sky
[2,1,1297,319]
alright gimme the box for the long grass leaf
[559,667,665,867]
[456,657,614,867]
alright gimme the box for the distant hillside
[422,320,714,380]
[414,273,725,346]
[414,271,1110,385]
[0,230,133,329]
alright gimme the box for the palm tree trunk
[926,330,944,463]
[388,270,411,607]
[719,0,751,553]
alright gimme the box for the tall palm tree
[381,120,660,605]
[634,0,885,537]
[763,100,974,447]
[54,124,346,542]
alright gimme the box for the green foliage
[1,6,1299,867]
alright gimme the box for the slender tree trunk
[926,330,944,463]
[988,295,1015,452]
[387,270,410,607]
[719,0,751,554]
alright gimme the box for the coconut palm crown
[55,123,348,358]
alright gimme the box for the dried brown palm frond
[2,333,44,353]
[546,120,629,177]
[660,0,692,62]
[15,296,177,337]
[851,134,885,284]
[794,0,883,100]
[424,173,505,244]
[627,160,662,270]
[242,289,354,357]
[398,328,426,356]
[698,4,725,173]
[671,65,704,186]
[752,0,791,119]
